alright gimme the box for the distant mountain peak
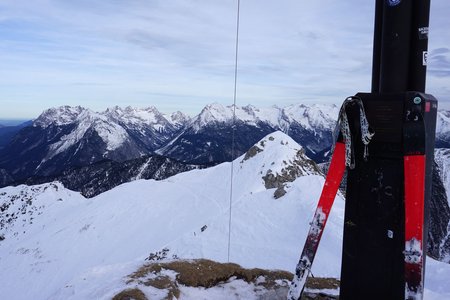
[282,103,339,130]
[34,105,86,128]
[106,105,163,121]
[106,106,188,135]
[168,111,191,128]
[191,103,339,131]
[239,131,320,198]
[201,102,230,119]
[190,103,230,131]
[43,109,130,162]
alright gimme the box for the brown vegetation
[130,258,293,289]
[112,288,147,300]
[113,259,339,300]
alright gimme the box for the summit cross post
[339,0,437,299]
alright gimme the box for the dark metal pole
[371,0,384,93]
[379,0,413,93]
[408,0,431,92]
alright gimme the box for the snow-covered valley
[1,132,450,299]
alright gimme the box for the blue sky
[1,0,449,119]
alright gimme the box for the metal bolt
[413,97,422,105]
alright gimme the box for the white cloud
[0,0,449,118]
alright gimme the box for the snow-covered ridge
[191,102,339,132]
[35,102,449,137]
[31,105,192,164]
[104,106,190,131]
[0,182,83,237]
[32,104,450,136]
[24,104,450,171]
[46,109,130,160]
[33,105,86,128]
[169,111,191,128]
[34,106,132,158]
[192,103,449,136]
[282,103,339,131]
[29,103,341,162]
[35,105,192,131]
[239,131,320,198]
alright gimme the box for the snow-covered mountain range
[1,103,449,186]
[1,132,449,299]
[0,105,190,182]
[0,103,339,186]
[157,102,338,164]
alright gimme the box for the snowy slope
[1,132,450,299]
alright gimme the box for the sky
[0,0,449,119]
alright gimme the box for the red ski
[403,103,427,300]
[288,141,346,300]
[404,154,426,300]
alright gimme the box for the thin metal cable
[228,0,240,263]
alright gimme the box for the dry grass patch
[130,258,292,289]
[301,277,340,299]
[116,259,339,300]
[305,277,339,290]
[143,275,180,299]
[112,288,147,300]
